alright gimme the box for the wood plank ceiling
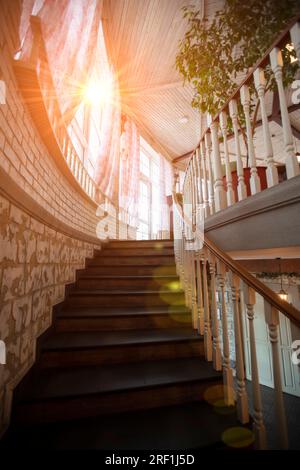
[102,0,224,161]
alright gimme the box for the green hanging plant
[176,0,300,151]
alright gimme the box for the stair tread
[42,328,201,350]
[58,306,190,318]
[16,357,220,402]
[4,402,244,450]
[77,275,179,279]
[94,253,174,257]
[69,289,184,296]
[108,239,173,243]
[99,251,174,256]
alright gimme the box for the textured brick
[1,266,25,301]
[4,140,20,170]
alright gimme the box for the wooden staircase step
[97,247,174,257]
[13,358,221,424]
[74,275,181,291]
[5,238,227,450]
[78,264,178,276]
[106,240,174,249]
[6,402,243,450]
[56,307,192,331]
[87,256,175,266]
[38,328,204,368]
[65,290,185,308]
[58,305,191,316]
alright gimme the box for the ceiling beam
[173,151,194,163]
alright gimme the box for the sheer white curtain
[119,118,140,228]
[19,0,103,123]
[158,155,173,238]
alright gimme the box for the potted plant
[175,0,300,185]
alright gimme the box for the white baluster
[182,196,190,307]
[254,68,278,187]
[204,132,215,215]
[191,250,198,330]
[229,99,247,200]
[207,115,227,212]
[208,251,222,371]
[217,261,235,406]
[220,111,235,206]
[243,284,267,449]
[264,302,289,449]
[230,272,249,423]
[240,84,261,194]
[201,250,213,361]
[195,148,204,223]
[190,155,197,230]
[200,141,210,218]
[196,254,204,335]
[270,47,299,178]
[290,21,300,62]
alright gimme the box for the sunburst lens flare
[167,281,181,291]
[83,77,112,105]
[222,427,255,448]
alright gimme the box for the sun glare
[83,77,112,105]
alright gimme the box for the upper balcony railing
[181,16,300,222]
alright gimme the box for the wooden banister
[172,189,300,328]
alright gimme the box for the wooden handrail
[172,190,300,327]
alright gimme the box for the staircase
[2,239,243,449]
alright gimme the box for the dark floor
[0,401,248,450]
[1,380,299,450]
[245,381,300,450]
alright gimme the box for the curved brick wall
[0,2,106,434]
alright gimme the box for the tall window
[136,138,169,240]
[66,22,113,180]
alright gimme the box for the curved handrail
[172,189,300,327]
